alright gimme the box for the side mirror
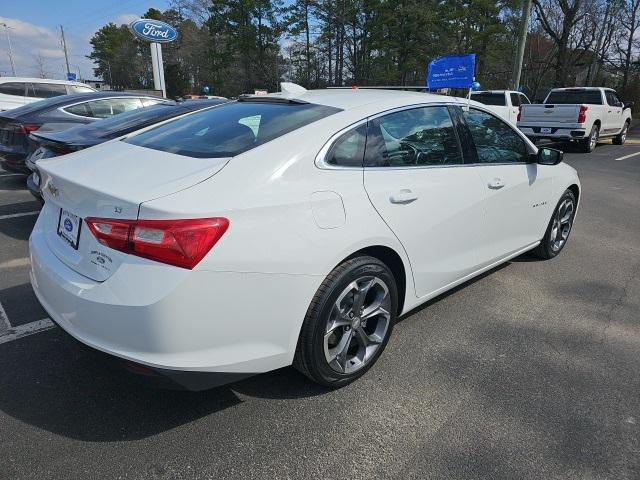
[624,101,634,111]
[536,147,563,166]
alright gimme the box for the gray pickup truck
[517,87,633,153]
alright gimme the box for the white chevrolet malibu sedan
[30,87,580,390]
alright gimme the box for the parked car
[0,77,95,111]
[26,98,228,201]
[0,92,173,173]
[469,90,531,125]
[517,87,633,152]
[30,87,580,390]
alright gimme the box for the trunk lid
[519,104,582,124]
[37,140,230,281]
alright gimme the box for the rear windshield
[124,100,341,158]
[470,93,506,106]
[546,90,603,105]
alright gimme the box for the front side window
[605,91,622,107]
[365,106,463,167]
[325,124,366,167]
[0,82,26,96]
[519,93,531,105]
[31,83,68,98]
[463,108,528,164]
[125,100,340,158]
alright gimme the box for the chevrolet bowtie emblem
[47,182,59,197]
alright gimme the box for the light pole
[0,23,16,76]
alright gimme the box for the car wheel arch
[342,245,408,316]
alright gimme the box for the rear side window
[0,82,26,96]
[470,93,506,106]
[325,124,366,167]
[510,93,521,107]
[88,98,143,118]
[546,90,603,105]
[64,102,92,117]
[365,106,463,167]
[125,100,341,158]
[30,83,68,98]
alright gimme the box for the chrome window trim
[315,101,536,171]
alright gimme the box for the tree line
[88,0,640,102]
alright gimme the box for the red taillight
[577,105,588,123]
[85,217,229,269]
[9,123,39,134]
[517,105,522,122]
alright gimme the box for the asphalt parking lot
[1,141,639,479]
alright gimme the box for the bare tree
[617,0,640,88]
[533,0,598,85]
[33,53,48,78]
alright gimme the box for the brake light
[577,105,588,123]
[517,105,522,122]
[8,123,39,134]
[85,217,229,269]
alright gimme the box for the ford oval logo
[129,19,177,43]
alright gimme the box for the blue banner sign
[66,72,76,81]
[129,19,178,43]
[426,54,476,89]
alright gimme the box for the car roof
[252,88,461,110]
[0,77,89,87]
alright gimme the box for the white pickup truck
[469,90,531,125]
[517,87,633,153]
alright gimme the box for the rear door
[363,104,487,298]
[604,91,624,134]
[459,107,553,266]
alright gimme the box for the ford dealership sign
[129,19,177,43]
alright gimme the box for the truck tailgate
[519,104,581,124]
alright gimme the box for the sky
[0,0,172,81]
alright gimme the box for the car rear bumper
[29,212,319,385]
[518,126,587,140]
[27,172,43,203]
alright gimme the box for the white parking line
[0,173,25,177]
[0,257,30,269]
[0,319,55,345]
[615,151,640,161]
[0,210,40,220]
[0,301,11,335]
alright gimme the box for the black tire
[579,124,599,153]
[613,121,630,145]
[532,189,577,259]
[294,256,398,387]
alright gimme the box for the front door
[363,105,487,299]
[459,107,553,266]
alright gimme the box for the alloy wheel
[549,198,574,252]
[589,128,598,151]
[324,276,391,374]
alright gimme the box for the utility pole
[511,0,533,90]
[0,23,16,76]
[60,25,71,78]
